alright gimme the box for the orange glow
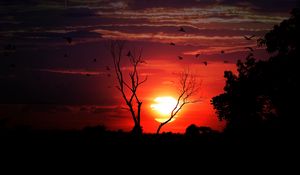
[150,96,178,123]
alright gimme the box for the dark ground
[0,128,298,173]
[1,127,298,160]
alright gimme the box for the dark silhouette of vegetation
[110,41,147,135]
[211,8,300,135]
[156,69,201,134]
[185,124,199,137]
[185,124,214,137]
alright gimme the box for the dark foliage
[185,124,214,137]
[211,9,300,136]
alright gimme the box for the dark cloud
[127,0,299,13]
[0,0,38,6]
[0,68,117,105]
[65,30,102,38]
[90,106,119,114]
[20,104,73,114]
[62,7,98,17]
[1,8,97,28]
[220,0,300,13]
[128,0,218,10]
[98,25,266,37]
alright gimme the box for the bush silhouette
[185,124,213,137]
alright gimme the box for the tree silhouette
[156,69,201,134]
[211,8,300,135]
[185,124,199,137]
[110,41,147,135]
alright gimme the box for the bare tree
[156,69,201,134]
[110,41,147,135]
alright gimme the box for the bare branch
[123,81,133,91]
[137,76,148,86]
[157,69,201,134]
[110,40,147,135]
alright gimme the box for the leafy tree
[211,9,300,134]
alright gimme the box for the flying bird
[107,73,111,77]
[64,53,68,57]
[106,66,110,71]
[126,51,131,57]
[245,47,254,52]
[86,73,90,76]
[195,53,200,58]
[178,27,186,32]
[178,56,183,60]
[221,50,225,54]
[63,36,72,44]
[169,42,175,46]
[223,60,229,63]
[93,58,97,62]
[203,61,208,66]
[243,35,255,40]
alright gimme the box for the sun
[151,96,178,123]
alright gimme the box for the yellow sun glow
[151,96,178,123]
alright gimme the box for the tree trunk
[131,124,142,136]
[156,123,165,134]
[130,102,143,136]
[137,102,142,126]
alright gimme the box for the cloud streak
[33,68,104,76]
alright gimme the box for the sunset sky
[0,0,298,133]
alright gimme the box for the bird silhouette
[63,36,72,44]
[245,47,254,52]
[169,42,175,46]
[178,56,183,60]
[243,35,255,40]
[93,58,97,62]
[178,27,186,32]
[86,73,90,76]
[106,66,110,71]
[195,53,200,58]
[203,61,208,66]
[64,53,68,57]
[107,73,111,77]
[126,51,131,57]
[223,60,229,63]
[221,50,225,54]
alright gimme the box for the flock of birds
[3,26,256,78]
[60,36,104,77]
[167,27,256,66]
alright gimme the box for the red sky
[0,0,297,133]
